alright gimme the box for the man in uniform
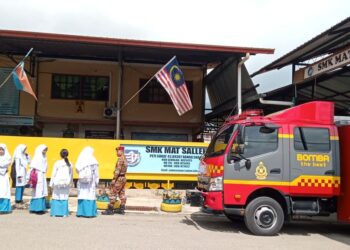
[102,146,128,215]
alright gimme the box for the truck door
[289,125,338,196]
[224,125,287,205]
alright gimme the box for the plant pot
[96,199,121,210]
[160,202,182,213]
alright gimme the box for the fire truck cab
[198,101,350,235]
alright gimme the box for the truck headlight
[199,159,207,175]
[209,176,223,191]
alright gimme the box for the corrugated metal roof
[246,65,350,116]
[252,16,350,77]
[205,57,258,122]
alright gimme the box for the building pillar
[116,51,123,139]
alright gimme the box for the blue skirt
[0,198,12,213]
[15,186,25,202]
[50,199,69,217]
[76,199,97,218]
[29,197,46,213]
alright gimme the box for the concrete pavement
[1,211,350,250]
[5,188,350,250]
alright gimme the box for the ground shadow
[281,219,350,246]
[181,211,249,234]
[185,211,350,246]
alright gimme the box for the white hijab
[0,143,11,167]
[76,146,98,171]
[13,144,29,166]
[30,144,48,172]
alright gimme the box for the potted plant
[96,189,121,210]
[161,190,182,212]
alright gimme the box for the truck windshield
[205,124,238,157]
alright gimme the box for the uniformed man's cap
[116,146,124,151]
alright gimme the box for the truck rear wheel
[244,197,284,236]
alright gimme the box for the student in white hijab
[0,144,12,213]
[76,146,99,218]
[49,149,73,217]
[13,144,30,204]
[28,144,48,214]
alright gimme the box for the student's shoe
[102,209,114,215]
[115,205,125,215]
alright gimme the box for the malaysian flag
[155,57,193,116]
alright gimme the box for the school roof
[0,29,274,66]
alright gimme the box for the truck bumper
[201,191,223,211]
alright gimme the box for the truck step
[292,210,320,215]
[291,199,320,215]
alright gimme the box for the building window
[85,130,115,139]
[51,74,109,101]
[0,68,19,115]
[294,127,330,152]
[139,79,193,104]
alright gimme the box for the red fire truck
[198,101,350,235]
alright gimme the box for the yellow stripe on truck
[224,175,341,187]
[279,134,339,141]
[278,134,294,139]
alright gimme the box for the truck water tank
[337,125,350,223]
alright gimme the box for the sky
[0,0,349,95]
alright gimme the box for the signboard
[123,144,206,174]
[0,135,208,180]
[304,47,350,79]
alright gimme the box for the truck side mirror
[245,159,251,170]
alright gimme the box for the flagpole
[119,75,155,111]
[23,48,34,59]
[119,56,177,111]
[0,48,34,89]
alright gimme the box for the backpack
[78,166,93,184]
[10,161,16,187]
[28,169,38,188]
[54,164,71,188]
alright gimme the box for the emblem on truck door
[255,162,268,180]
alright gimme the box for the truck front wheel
[244,197,284,236]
